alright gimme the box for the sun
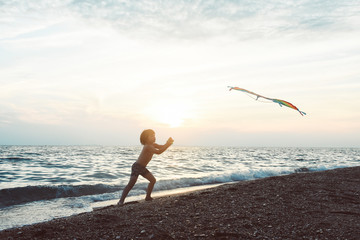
[144,101,192,128]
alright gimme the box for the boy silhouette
[118,129,174,205]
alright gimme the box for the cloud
[2,0,359,41]
[71,0,360,39]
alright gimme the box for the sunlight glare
[144,101,192,128]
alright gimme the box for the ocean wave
[0,157,33,162]
[0,184,122,208]
[0,166,347,208]
[154,168,296,191]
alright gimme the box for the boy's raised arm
[152,138,174,154]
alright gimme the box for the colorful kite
[228,86,306,116]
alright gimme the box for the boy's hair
[140,129,155,145]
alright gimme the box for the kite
[228,86,306,116]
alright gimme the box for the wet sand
[1,167,359,239]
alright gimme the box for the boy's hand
[167,137,174,144]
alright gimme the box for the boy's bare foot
[145,197,153,201]
[117,200,124,206]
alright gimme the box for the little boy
[118,129,174,205]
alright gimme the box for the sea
[0,145,359,231]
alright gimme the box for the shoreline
[1,166,359,239]
[91,183,225,210]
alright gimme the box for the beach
[1,166,359,239]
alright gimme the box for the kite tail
[299,111,306,116]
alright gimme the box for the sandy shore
[1,167,359,239]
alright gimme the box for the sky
[1,0,360,147]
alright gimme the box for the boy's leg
[118,175,138,205]
[143,172,156,201]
